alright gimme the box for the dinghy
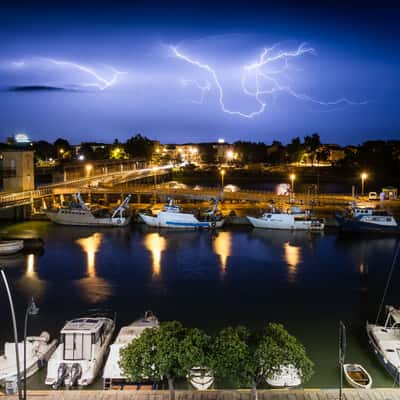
[187,367,214,390]
[266,364,302,388]
[343,364,372,389]
[0,332,57,386]
[0,240,23,256]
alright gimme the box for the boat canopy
[386,306,400,326]
[61,318,109,333]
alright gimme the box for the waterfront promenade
[3,389,400,400]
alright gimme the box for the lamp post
[23,298,39,400]
[361,172,368,196]
[220,169,225,190]
[0,269,22,400]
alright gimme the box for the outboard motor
[69,363,82,388]
[53,363,68,389]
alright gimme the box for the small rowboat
[187,367,214,390]
[0,240,24,256]
[343,364,372,389]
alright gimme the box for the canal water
[0,221,399,389]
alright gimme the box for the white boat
[343,364,372,389]
[187,367,214,390]
[0,332,57,386]
[247,206,324,231]
[367,306,400,383]
[45,312,115,388]
[103,311,159,390]
[0,240,24,255]
[45,193,131,227]
[139,199,224,229]
[266,364,302,388]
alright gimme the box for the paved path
[3,389,400,400]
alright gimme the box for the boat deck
[5,389,400,400]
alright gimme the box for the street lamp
[361,172,368,196]
[23,298,39,400]
[220,169,226,189]
[290,174,296,192]
[85,164,93,177]
[0,269,22,400]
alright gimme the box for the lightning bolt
[180,78,211,104]
[41,58,126,90]
[171,43,367,118]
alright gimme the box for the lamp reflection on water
[17,253,46,299]
[144,233,166,278]
[213,231,232,272]
[75,233,111,303]
[283,242,301,283]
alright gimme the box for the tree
[200,144,217,164]
[210,326,250,388]
[124,134,155,160]
[120,321,209,400]
[32,140,56,161]
[286,137,304,164]
[78,143,95,160]
[304,133,321,166]
[54,138,72,160]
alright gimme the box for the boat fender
[211,221,216,229]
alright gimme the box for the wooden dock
[3,389,400,400]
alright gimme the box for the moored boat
[45,193,131,227]
[266,364,302,388]
[367,305,400,383]
[103,311,159,390]
[0,332,57,386]
[0,240,24,256]
[45,311,115,389]
[247,206,324,231]
[187,367,214,390]
[139,199,224,229]
[343,364,372,389]
[336,204,400,234]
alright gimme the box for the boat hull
[343,364,372,389]
[139,213,224,229]
[366,322,400,383]
[0,240,24,255]
[46,211,131,227]
[247,216,324,231]
[336,215,400,234]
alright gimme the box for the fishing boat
[0,240,24,256]
[343,364,372,389]
[0,332,57,386]
[366,305,400,383]
[45,311,115,389]
[103,311,159,390]
[45,193,131,227]
[139,199,224,229]
[336,204,399,233]
[247,206,324,231]
[266,364,302,388]
[187,367,214,390]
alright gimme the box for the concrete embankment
[3,389,400,400]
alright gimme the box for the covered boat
[266,364,302,388]
[139,199,224,229]
[343,364,372,389]
[367,306,400,383]
[0,240,24,256]
[187,367,214,390]
[0,332,57,386]
[45,193,131,227]
[45,312,115,388]
[336,204,399,233]
[103,311,159,390]
[247,206,324,231]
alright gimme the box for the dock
[3,389,400,400]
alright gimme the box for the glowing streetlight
[220,169,226,189]
[226,150,234,161]
[85,164,93,177]
[361,172,368,196]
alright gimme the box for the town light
[78,154,85,161]
[226,150,234,160]
[220,169,226,188]
[361,172,368,196]
[85,164,93,176]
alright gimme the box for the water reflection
[75,233,111,303]
[17,253,46,299]
[213,231,232,272]
[144,233,166,278]
[283,242,301,283]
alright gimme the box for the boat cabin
[60,318,112,361]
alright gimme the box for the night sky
[0,0,399,145]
